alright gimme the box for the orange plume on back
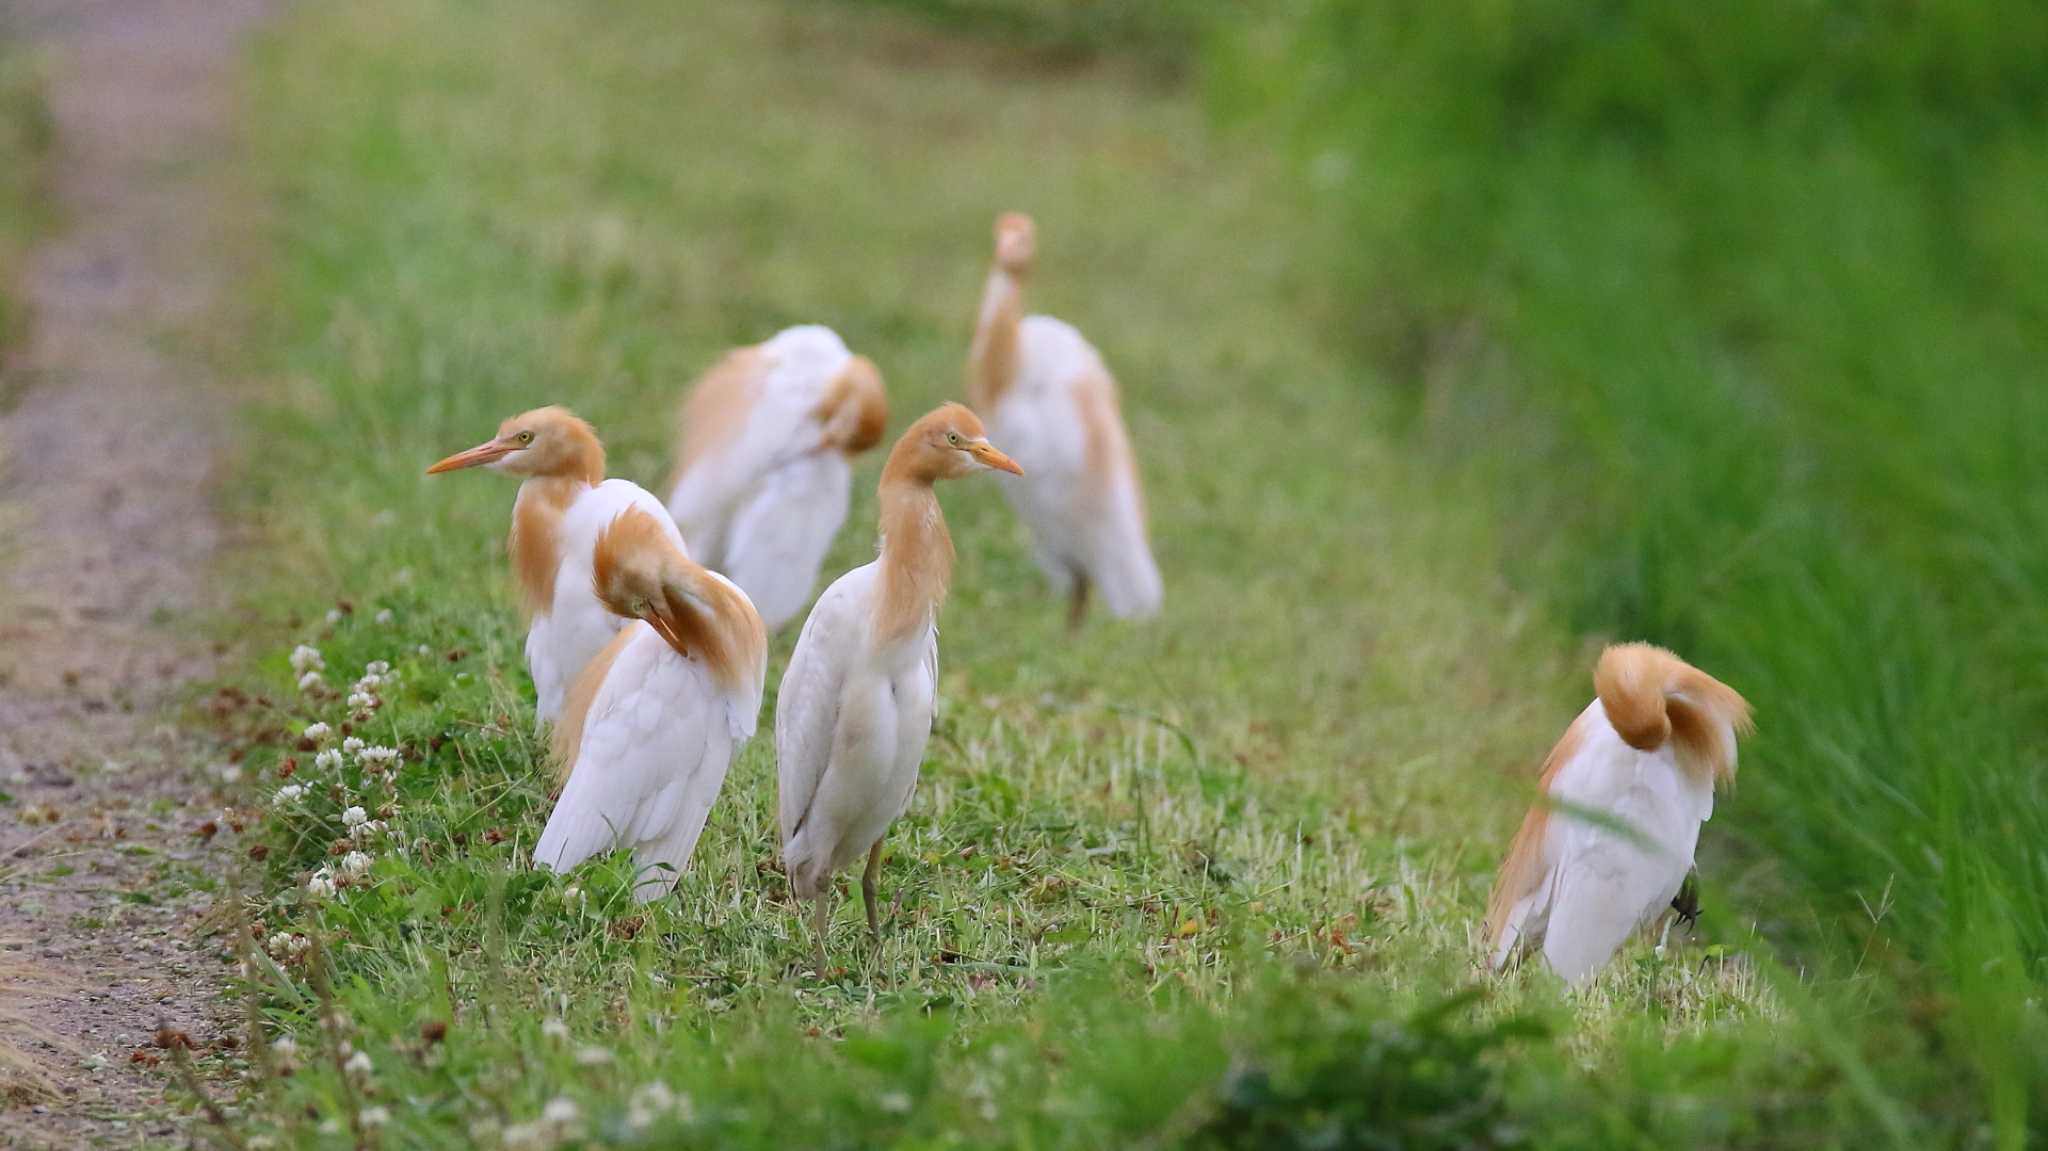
[1594,643,1752,785]
[590,508,766,692]
[815,354,888,454]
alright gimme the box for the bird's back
[536,624,740,901]
[668,327,853,564]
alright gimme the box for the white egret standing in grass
[428,407,686,726]
[968,212,1161,626]
[776,403,1022,973]
[665,326,888,630]
[1486,643,1753,983]
[535,507,766,901]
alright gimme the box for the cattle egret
[535,507,766,901]
[1486,643,1753,983]
[428,407,685,726]
[776,403,1022,973]
[666,326,888,630]
[968,212,1162,626]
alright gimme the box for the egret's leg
[1067,575,1091,631]
[811,891,831,976]
[862,842,884,938]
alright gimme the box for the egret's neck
[873,479,951,646]
[510,475,590,615]
[969,266,1025,411]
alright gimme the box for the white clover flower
[343,736,365,756]
[297,671,325,693]
[341,851,373,879]
[341,805,368,828]
[265,931,293,956]
[361,1105,390,1128]
[354,673,384,693]
[289,645,325,674]
[303,722,332,742]
[416,644,432,658]
[314,749,343,772]
[541,1097,579,1124]
[540,1018,569,1041]
[374,609,395,626]
[366,660,391,677]
[626,1082,679,1132]
[325,608,343,625]
[573,1045,612,1067]
[357,746,401,775]
[343,1050,372,1076]
[351,819,387,843]
[287,935,310,957]
[273,784,305,805]
[271,1035,298,1058]
[218,764,242,784]
[347,691,376,718]
[307,869,337,899]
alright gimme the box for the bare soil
[0,1,269,1146]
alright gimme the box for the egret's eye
[946,431,962,446]
[518,431,535,445]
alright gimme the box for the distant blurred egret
[1486,643,1753,983]
[427,407,685,725]
[666,326,888,630]
[968,212,1161,626]
[776,403,1022,973]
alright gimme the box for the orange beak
[971,441,1024,476]
[644,610,688,655]
[426,437,516,475]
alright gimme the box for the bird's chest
[836,636,935,785]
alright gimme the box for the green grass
[1224,0,2048,1143]
[191,0,1972,1146]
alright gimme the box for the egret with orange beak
[776,403,1021,973]
[427,407,685,725]
[535,507,766,901]
[666,326,888,630]
[968,212,1161,626]
[1486,643,1753,983]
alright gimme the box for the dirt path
[0,0,268,1145]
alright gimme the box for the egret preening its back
[776,403,1022,973]
[427,407,685,726]
[1486,643,1753,983]
[535,507,766,902]
[666,326,888,630]
[968,212,1162,626]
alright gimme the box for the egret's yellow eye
[946,431,962,446]
[518,431,535,445]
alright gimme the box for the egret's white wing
[534,626,736,901]
[721,453,854,631]
[775,562,877,846]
